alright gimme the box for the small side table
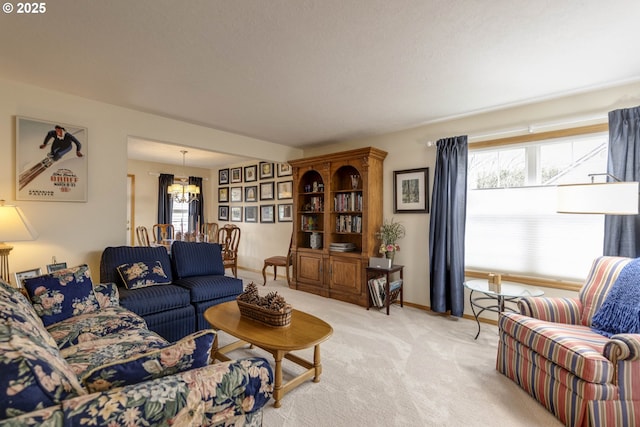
[463,279,544,339]
[366,265,404,315]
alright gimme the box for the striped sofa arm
[603,334,640,401]
[517,296,582,324]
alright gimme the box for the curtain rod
[419,112,608,147]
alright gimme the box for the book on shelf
[335,214,362,233]
[333,192,362,212]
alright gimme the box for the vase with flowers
[376,218,406,263]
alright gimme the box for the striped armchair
[497,256,640,426]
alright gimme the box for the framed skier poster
[16,117,88,202]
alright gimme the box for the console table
[366,264,404,315]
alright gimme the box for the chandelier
[167,150,200,204]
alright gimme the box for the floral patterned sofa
[0,265,274,426]
[497,256,640,426]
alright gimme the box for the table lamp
[0,200,38,284]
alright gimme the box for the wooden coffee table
[204,301,333,408]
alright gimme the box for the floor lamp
[0,200,38,285]
[557,175,639,215]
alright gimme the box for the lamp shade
[557,182,639,215]
[0,203,38,241]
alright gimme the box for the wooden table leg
[273,349,284,408]
[313,344,322,382]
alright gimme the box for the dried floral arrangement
[237,282,290,312]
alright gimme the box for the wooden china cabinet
[289,147,387,306]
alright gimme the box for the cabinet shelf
[290,147,387,307]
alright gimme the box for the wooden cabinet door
[328,256,362,296]
[296,252,324,286]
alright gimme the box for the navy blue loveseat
[100,242,243,341]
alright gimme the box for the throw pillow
[116,261,171,290]
[82,330,215,392]
[0,320,85,420]
[23,264,100,327]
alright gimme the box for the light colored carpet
[221,270,562,427]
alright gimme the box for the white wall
[0,78,301,282]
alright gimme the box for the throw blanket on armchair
[591,257,640,337]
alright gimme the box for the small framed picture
[46,262,67,273]
[260,204,275,223]
[277,163,292,177]
[14,268,42,288]
[219,168,229,185]
[259,162,274,180]
[230,206,243,222]
[245,206,258,223]
[278,203,293,222]
[230,167,242,183]
[230,187,243,202]
[218,187,229,203]
[260,181,275,200]
[245,185,258,202]
[218,205,229,221]
[244,165,257,182]
[277,180,293,200]
[393,167,429,213]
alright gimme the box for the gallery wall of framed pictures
[217,161,293,223]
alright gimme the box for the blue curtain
[604,106,640,257]
[188,176,204,233]
[158,174,174,237]
[429,136,468,317]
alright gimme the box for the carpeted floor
[220,270,562,426]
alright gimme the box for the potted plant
[376,218,406,262]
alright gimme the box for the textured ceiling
[2,0,640,162]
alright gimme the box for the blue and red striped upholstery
[497,256,640,426]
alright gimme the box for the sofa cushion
[93,282,119,308]
[23,264,100,327]
[82,330,215,392]
[117,260,171,289]
[118,284,191,316]
[171,241,225,278]
[100,246,173,287]
[47,306,148,350]
[500,312,613,384]
[61,328,168,379]
[0,318,86,420]
[173,275,243,303]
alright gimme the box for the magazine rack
[365,265,404,315]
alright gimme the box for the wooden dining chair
[262,235,293,286]
[218,224,241,278]
[201,222,219,243]
[135,226,151,247]
[152,223,175,243]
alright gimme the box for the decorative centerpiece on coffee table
[237,282,292,327]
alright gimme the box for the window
[465,129,608,281]
[171,199,190,234]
